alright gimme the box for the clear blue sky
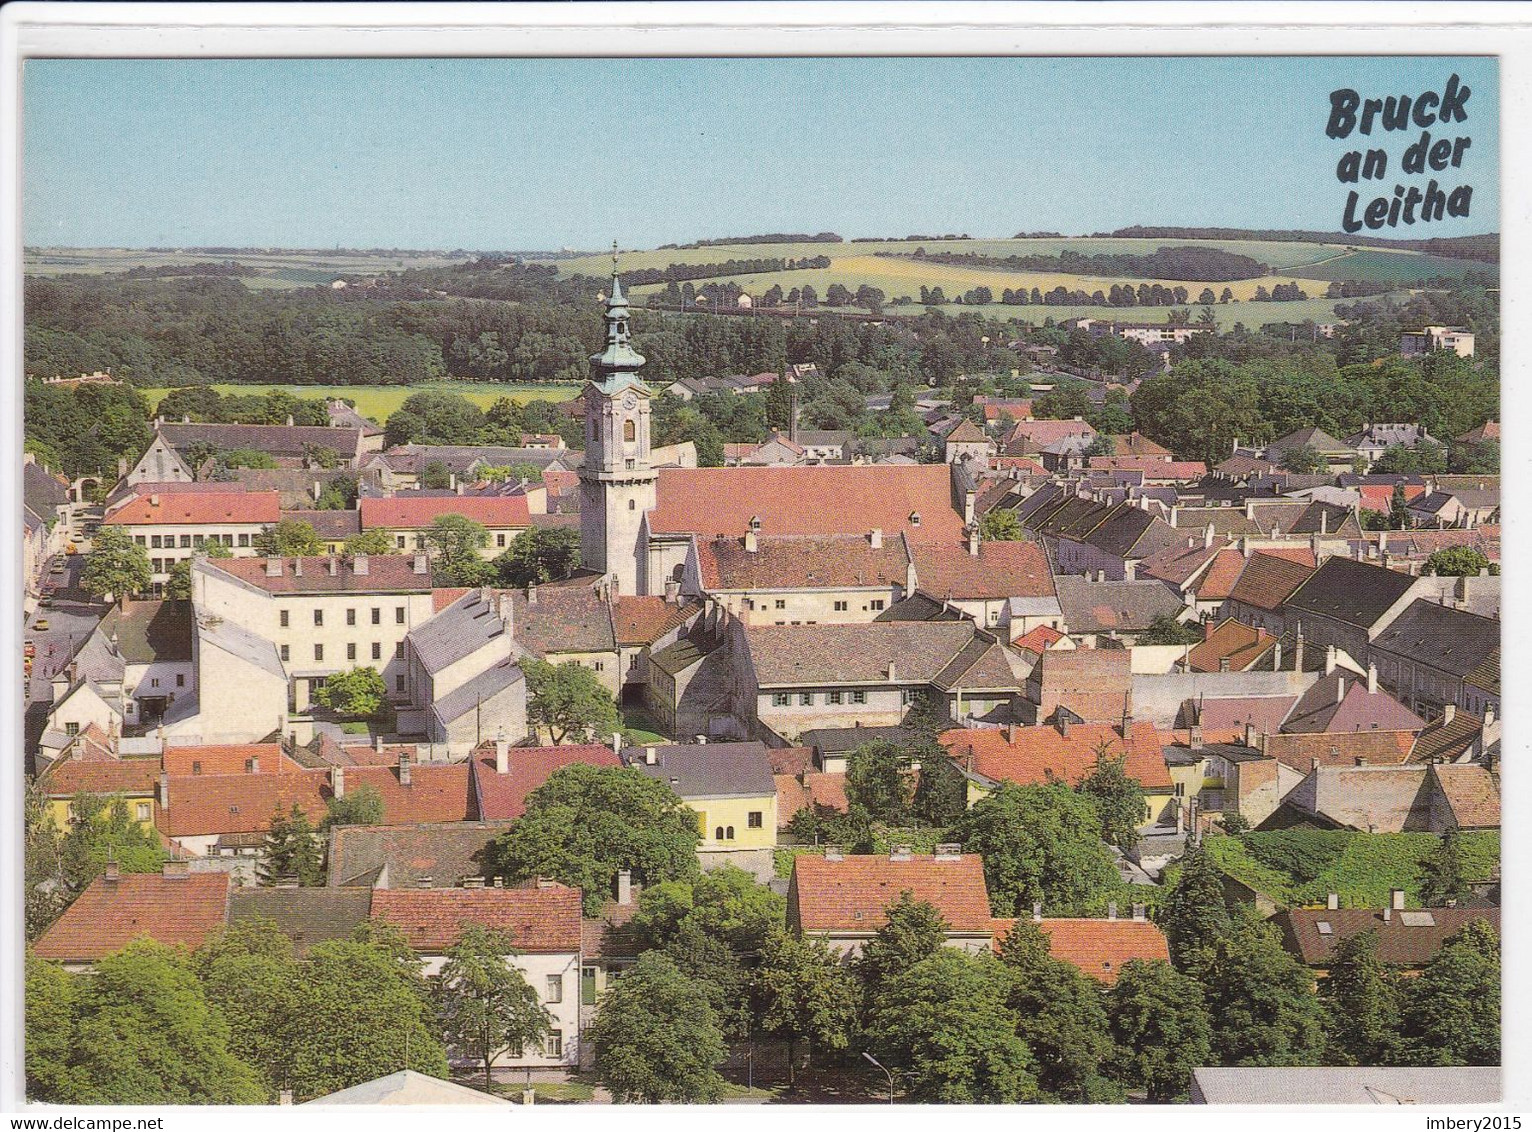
[24,56,1499,250]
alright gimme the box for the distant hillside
[1101,226,1499,265]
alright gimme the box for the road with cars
[24,552,110,760]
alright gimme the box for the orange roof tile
[1186,619,1277,673]
[103,491,280,526]
[1012,624,1065,652]
[613,596,699,646]
[1194,548,1249,601]
[941,721,1172,790]
[161,743,302,777]
[470,745,620,821]
[1227,551,1317,611]
[360,495,531,530]
[789,853,993,934]
[911,539,1055,601]
[370,885,583,953]
[991,917,1171,982]
[34,872,230,962]
[41,757,160,797]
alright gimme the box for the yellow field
[135,382,580,420]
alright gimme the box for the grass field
[1293,247,1497,284]
[24,247,463,290]
[890,294,1410,330]
[135,381,580,419]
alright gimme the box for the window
[625,458,636,470]
[748,811,763,829]
[372,642,382,660]
[725,826,735,839]
[371,607,381,625]
[151,558,163,574]
[150,678,160,689]
[496,533,507,548]
[415,536,426,551]
[192,761,202,775]
[396,535,406,550]
[279,610,290,628]
[347,643,357,661]
[851,690,867,704]
[136,802,152,822]
[593,661,605,672]
[901,689,916,705]
[715,826,725,840]
[346,608,356,626]
[238,533,250,547]
[800,693,813,706]
[396,606,406,624]
[180,534,191,548]
[313,609,323,627]
[869,599,885,611]
[314,644,324,662]
[395,642,405,659]
[193,534,205,548]
[628,499,636,510]
[774,600,786,610]
[828,691,843,705]
[223,534,234,546]
[176,674,185,688]
[150,535,163,549]
[624,419,636,442]
[545,1031,563,1059]
[545,974,564,1003]
[833,600,848,612]
[772,693,791,707]
[396,674,406,692]
[64,722,79,736]
[280,644,290,661]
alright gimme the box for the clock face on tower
[622,393,637,410]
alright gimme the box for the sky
[23,56,1499,250]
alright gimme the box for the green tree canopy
[1402,918,1499,1066]
[24,950,80,1103]
[494,526,582,587]
[321,783,386,833]
[1104,959,1212,1102]
[864,948,1037,1103]
[1078,743,1148,851]
[756,929,857,1086]
[1159,841,1235,968]
[948,781,1120,916]
[1423,547,1498,577]
[855,891,949,992]
[979,509,1024,541]
[587,951,727,1103]
[1419,830,1473,907]
[1320,928,1404,1067]
[996,919,1113,1102]
[254,519,323,557]
[437,925,551,1086]
[524,657,622,745]
[628,864,785,955]
[1193,925,1326,1066]
[193,918,302,1100]
[81,527,152,601]
[845,739,914,825]
[343,528,398,556]
[258,803,324,887]
[425,513,493,584]
[314,666,386,718]
[488,763,701,916]
[1136,613,1204,646]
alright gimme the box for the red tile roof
[1275,907,1498,968]
[360,495,531,530]
[941,721,1173,790]
[433,586,472,612]
[41,757,160,796]
[648,466,965,545]
[161,743,301,777]
[370,885,583,953]
[613,596,699,646]
[698,534,910,591]
[1431,764,1499,829]
[911,539,1055,601]
[208,554,433,594]
[991,917,1171,982]
[1227,552,1317,611]
[1186,619,1277,673]
[1012,624,1066,653]
[471,745,621,821]
[34,872,230,962]
[1088,457,1208,479]
[789,854,993,934]
[103,491,281,526]
[1004,419,1098,447]
[1261,730,1418,773]
[1194,549,1250,601]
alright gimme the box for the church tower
[579,248,657,597]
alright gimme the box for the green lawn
[135,381,580,420]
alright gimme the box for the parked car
[33,618,49,631]
[23,642,35,659]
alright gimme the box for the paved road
[23,553,109,757]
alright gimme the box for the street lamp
[862,1051,894,1104]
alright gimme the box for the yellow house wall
[689,794,778,850]
[48,794,156,833]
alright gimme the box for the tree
[425,513,492,584]
[313,666,386,718]
[66,940,265,1104]
[1278,444,1326,474]
[163,540,232,600]
[979,509,1024,541]
[1320,928,1404,1066]
[81,526,151,600]
[1136,614,1203,645]
[628,865,785,956]
[1194,925,1326,1066]
[845,739,913,824]
[489,763,700,916]
[1423,547,1498,578]
[321,783,385,832]
[438,925,552,1087]
[1449,438,1498,474]
[53,792,167,898]
[1390,482,1412,529]
[1104,959,1212,1102]
[287,932,449,1101]
[913,749,969,827]
[864,949,1037,1103]
[1419,830,1472,907]
[855,891,949,991]
[25,950,80,1102]
[1402,918,1499,1065]
[194,918,303,1100]
[258,803,324,887]
[996,919,1112,1101]
[1084,434,1116,458]
[756,929,857,1086]
[420,458,452,488]
[1375,440,1448,475]
[947,782,1120,916]
[342,528,397,556]
[524,658,622,745]
[1158,842,1234,968]
[254,519,323,557]
[494,526,582,587]
[587,952,727,1103]
[1077,744,1147,851]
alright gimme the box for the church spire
[590,241,645,392]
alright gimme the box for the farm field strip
[135,381,580,419]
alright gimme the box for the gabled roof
[369,885,583,953]
[1261,730,1418,774]
[789,853,993,935]
[40,755,160,797]
[625,742,776,799]
[1266,426,1354,456]
[1281,673,1426,735]
[942,720,1172,790]
[1274,906,1497,967]
[1194,548,1250,601]
[1226,551,1316,612]
[943,419,991,445]
[103,491,281,526]
[1464,646,1500,695]
[1370,599,1500,678]
[95,600,194,665]
[1186,620,1277,673]
[202,554,432,595]
[509,584,616,657]
[408,587,510,673]
[1429,763,1499,829]
[910,539,1056,602]
[226,888,374,955]
[1296,763,1431,832]
[158,422,362,459]
[328,821,516,888]
[1184,694,1299,735]
[743,622,1020,690]
[698,533,910,591]
[1138,537,1230,588]
[359,495,531,530]
[471,745,621,820]
[1054,576,1186,634]
[991,917,1171,982]
[612,596,700,646]
[1410,709,1488,765]
[33,872,231,962]
[1284,557,1420,630]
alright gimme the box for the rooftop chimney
[1367,665,1378,694]
[1058,714,1070,737]
[1442,703,1456,725]
[1325,644,1338,675]
[967,523,980,556]
[246,755,259,775]
[162,859,190,880]
[616,869,633,906]
[869,528,883,549]
[332,765,345,798]
[934,843,961,861]
[1032,902,1043,922]
[495,739,509,775]
[150,494,160,507]
[1391,888,1406,911]
[1132,903,1147,922]
[664,578,681,604]
[824,845,843,862]
[157,772,170,810]
[265,557,283,577]
[398,752,412,787]
[352,552,370,576]
[644,746,658,766]
[416,876,434,889]
[293,558,303,577]
[1327,892,1340,909]
[1108,902,1118,920]
[412,553,429,574]
[104,859,120,886]
[461,876,486,889]
[326,557,338,576]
